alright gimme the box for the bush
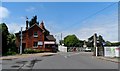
[24,49,42,54]
[5,51,16,56]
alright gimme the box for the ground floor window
[38,41,43,46]
[45,44,55,48]
[33,42,38,48]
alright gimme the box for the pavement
[96,56,120,63]
[0,52,57,60]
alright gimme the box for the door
[22,43,26,53]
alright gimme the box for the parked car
[83,47,91,52]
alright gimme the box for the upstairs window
[34,32,38,37]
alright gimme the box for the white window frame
[33,42,38,48]
[38,41,43,46]
[33,32,38,37]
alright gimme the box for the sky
[0,2,118,42]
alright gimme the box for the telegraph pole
[20,27,22,55]
[93,33,97,56]
[61,33,62,41]
[61,33,62,45]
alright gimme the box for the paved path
[0,53,57,60]
[1,52,118,70]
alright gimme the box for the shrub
[6,51,16,56]
[24,49,42,54]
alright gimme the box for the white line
[64,56,67,58]
[59,52,81,58]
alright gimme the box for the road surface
[2,52,118,70]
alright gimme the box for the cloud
[6,23,26,34]
[60,12,118,42]
[20,16,26,20]
[25,4,45,13]
[26,7,36,12]
[76,24,117,41]
[0,6,10,21]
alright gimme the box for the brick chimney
[26,17,29,30]
[40,21,44,29]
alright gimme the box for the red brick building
[15,16,57,52]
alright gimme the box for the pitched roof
[28,23,45,31]
[15,23,45,35]
[15,30,26,35]
[46,35,56,41]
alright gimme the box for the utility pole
[61,33,62,41]
[61,33,62,45]
[20,27,22,55]
[83,40,87,48]
[93,33,97,56]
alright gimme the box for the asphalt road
[2,52,118,70]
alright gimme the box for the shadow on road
[41,54,55,57]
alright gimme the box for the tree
[0,23,17,56]
[88,35,94,47]
[88,34,105,56]
[29,15,39,27]
[59,40,64,45]
[98,35,105,47]
[76,40,84,47]
[88,34,105,47]
[97,35,105,56]
[7,34,17,52]
[0,23,9,55]
[111,42,120,46]
[29,15,50,36]
[105,41,111,46]
[64,35,80,47]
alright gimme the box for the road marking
[64,56,67,58]
[68,52,81,57]
[59,52,81,58]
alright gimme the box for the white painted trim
[44,41,55,44]
[33,46,38,48]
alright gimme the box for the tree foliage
[0,23,17,56]
[29,15,39,27]
[97,35,105,47]
[59,40,64,45]
[64,35,83,47]
[29,15,50,36]
[105,41,120,46]
[87,34,105,47]
[0,23,9,55]
[7,34,17,52]
[105,41,111,46]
